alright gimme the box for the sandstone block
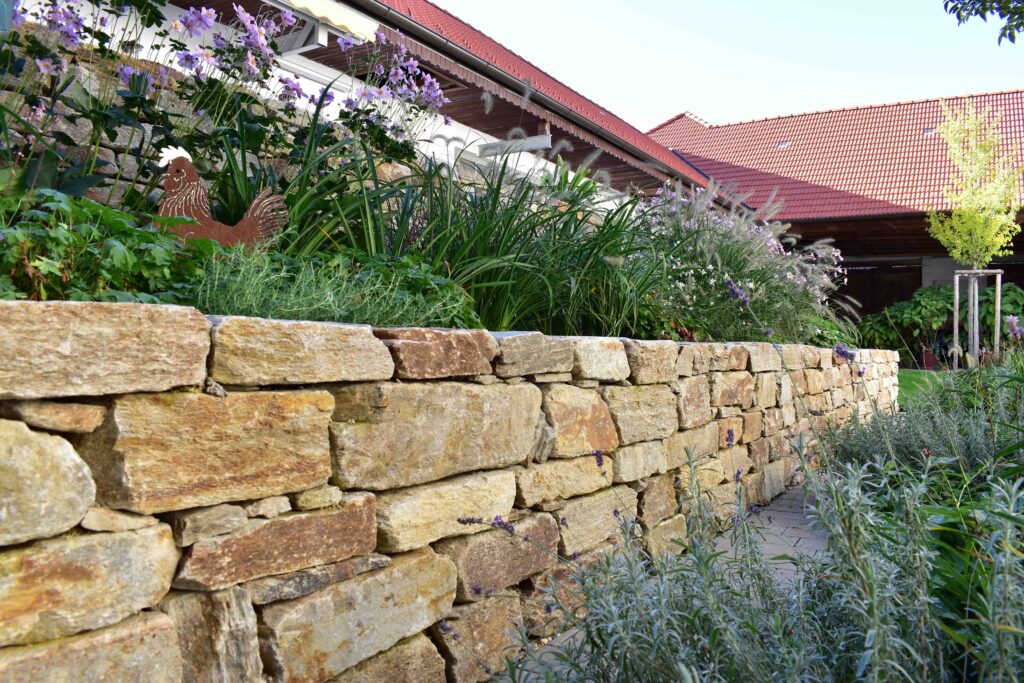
[748,439,770,469]
[621,339,679,384]
[290,484,344,510]
[541,384,619,457]
[709,343,749,371]
[376,471,515,552]
[435,513,559,602]
[0,420,94,546]
[243,554,390,605]
[431,598,523,683]
[755,373,778,408]
[763,459,795,500]
[76,391,334,514]
[169,504,247,546]
[374,328,498,379]
[679,456,727,491]
[0,612,181,683]
[674,375,713,428]
[241,496,291,518]
[741,470,766,505]
[0,525,178,646]
[611,440,668,483]
[515,455,609,507]
[330,382,540,490]
[780,345,807,370]
[666,422,719,468]
[259,548,455,682]
[601,385,678,445]
[558,486,638,556]
[0,301,209,399]
[677,343,711,376]
[1,400,105,433]
[718,417,743,449]
[744,343,782,372]
[646,513,688,557]
[710,371,754,408]
[567,337,630,381]
[159,587,262,683]
[802,369,825,395]
[174,493,376,590]
[331,634,446,683]
[742,411,763,443]
[779,374,794,404]
[80,507,159,532]
[762,408,785,436]
[638,473,678,527]
[492,332,573,377]
[208,316,394,385]
[720,446,753,479]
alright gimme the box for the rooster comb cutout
[158,146,192,166]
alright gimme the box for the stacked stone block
[0,301,899,682]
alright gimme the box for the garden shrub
[190,246,480,329]
[0,189,214,302]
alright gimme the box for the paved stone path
[716,484,827,580]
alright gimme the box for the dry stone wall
[0,301,899,682]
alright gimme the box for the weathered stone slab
[374,328,498,379]
[638,473,677,528]
[376,470,515,552]
[744,343,783,373]
[709,343,749,371]
[674,375,713,428]
[241,496,292,518]
[679,456,726,491]
[755,373,778,408]
[0,419,94,546]
[330,633,446,683]
[0,612,181,683]
[434,512,559,602]
[515,455,609,507]
[259,548,456,682]
[330,382,540,490]
[0,301,210,399]
[492,332,574,377]
[0,525,178,646]
[742,411,763,443]
[646,513,688,557]
[541,384,619,458]
[558,486,638,556]
[431,597,523,683]
[611,440,668,483]
[742,470,766,505]
[174,493,376,590]
[208,316,394,385]
[763,459,795,500]
[80,507,159,532]
[567,337,630,381]
[718,416,743,449]
[159,587,261,683]
[621,339,679,384]
[1,400,106,433]
[601,385,678,445]
[719,446,753,480]
[666,422,719,468]
[677,343,711,376]
[290,484,344,510]
[710,371,754,408]
[169,504,247,546]
[780,345,807,370]
[243,554,390,605]
[76,391,334,514]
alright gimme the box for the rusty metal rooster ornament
[157,147,287,246]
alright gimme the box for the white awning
[282,0,378,41]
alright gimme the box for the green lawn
[898,369,944,406]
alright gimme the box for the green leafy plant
[189,246,480,329]
[0,189,215,302]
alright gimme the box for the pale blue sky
[431,0,1024,130]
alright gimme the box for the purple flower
[761,328,773,337]
[437,619,454,634]
[593,449,604,468]
[471,585,483,596]
[833,343,856,363]
[374,29,387,44]
[175,49,201,71]
[1007,315,1021,340]
[490,515,515,535]
[734,468,743,482]
[725,278,749,307]
[456,516,482,525]
[116,64,135,85]
[27,101,46,122]
[11,0,26,27]
[310,87,335,106]
[278,9,296,27]
[180,6,217,37]
[337,36,355,51]
[44,1,85,48]
[857,366,866,377]
[34,57,62,76]
[559,516,568,528]
[726,428,734,448]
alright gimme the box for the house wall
[0,301,898,682]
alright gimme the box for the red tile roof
[374,0,708,188]
[649,91,1024,221]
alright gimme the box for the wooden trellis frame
[952,269,1003,370]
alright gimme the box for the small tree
[927,101,1022,270]
[944,0,1024,44]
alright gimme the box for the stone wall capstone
[0,302,900,682]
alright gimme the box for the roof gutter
[341,0,705,188]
